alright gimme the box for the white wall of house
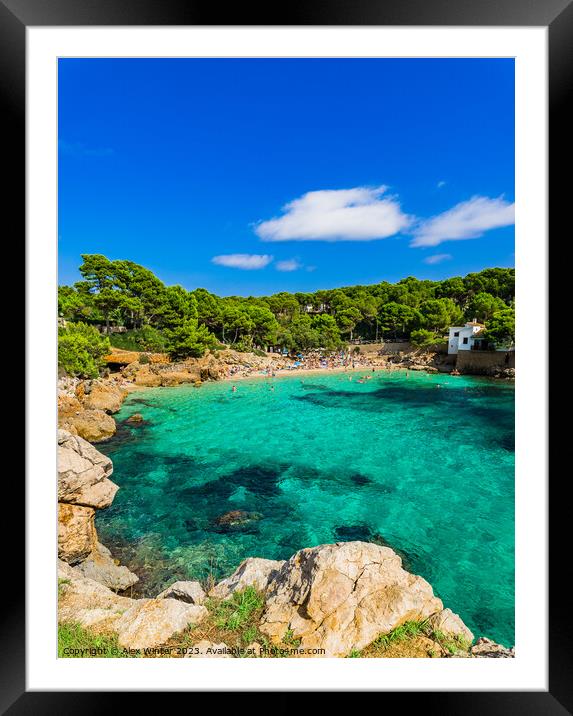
[447,323,484,354]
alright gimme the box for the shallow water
[97,369,515,646]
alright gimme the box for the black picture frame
[3,0,568,711]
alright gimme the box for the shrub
[109,326,167,352]
[58,322,110,378]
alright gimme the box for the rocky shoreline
[58,346,514,443]
[57,429,514,658]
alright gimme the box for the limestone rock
[209,557,285,600]
[126,413,144,423]
[116,599,208,649]
[259,541,443,657]
[470,637,515,658]
[157,580,206,605]
[133,368,163,387]
[59,409,116,443]
[159,371,200,387]
[74,542,139,592]
[58,394,82,417]
[58,559,135,630]
[58,430,118,508]
[82,381,127,413]
[58,503,97,564]
[426,608,474,645]
[185,640,233,658]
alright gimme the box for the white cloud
[437,181,446,188]
[275,259,302,272]
[423,253,452,265]
[211,254,273,270]
[255,186,412,242]
[411,196,515,247]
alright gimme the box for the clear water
[97,369,515,647]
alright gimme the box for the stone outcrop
[59,409,117,443]
[115,599,208,649]
[471,637,515,658]
[58,430,117,508]
[58,430,138,588]
[157,580,206,605]
[259,542,443,657]
[209,557,285,600]
[58,503,97,564]
[58,559,135,631]
[82,381,127,414]
[104,349,169,366]
[74,542,139,592]
[58,376,130,443]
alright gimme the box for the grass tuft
[58,622,139,658]
[209,586,265,631]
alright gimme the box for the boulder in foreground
[116,599,208,649]
[157,580,206,605]
[259,541,443,657]
[209,557,285,600]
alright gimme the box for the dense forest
[58,254,515,378]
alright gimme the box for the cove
[97,369,515,647]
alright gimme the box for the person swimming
[232,385,237,392]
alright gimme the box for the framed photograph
[2,0,568,709]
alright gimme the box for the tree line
[58,254,515,377]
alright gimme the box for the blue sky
[58,58,514,296]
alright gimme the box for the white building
[447,320,485,355]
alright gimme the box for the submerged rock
[215,510,261,526]
[259,541,443,657]
[209,557,285,600]
[126,412,144,423]
[212,510,263,533]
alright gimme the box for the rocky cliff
[58,379,128,443]
[58,430,138,590]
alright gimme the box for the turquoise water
[97,369,515,647]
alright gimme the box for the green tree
[58,322,110,378]
[166,318,218,360]
[410,329,439,348]
[484,308,515,349]
[466,292,506,323]
[312,314,343,350]
[419,298,463,334]
[379,302,421,338]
